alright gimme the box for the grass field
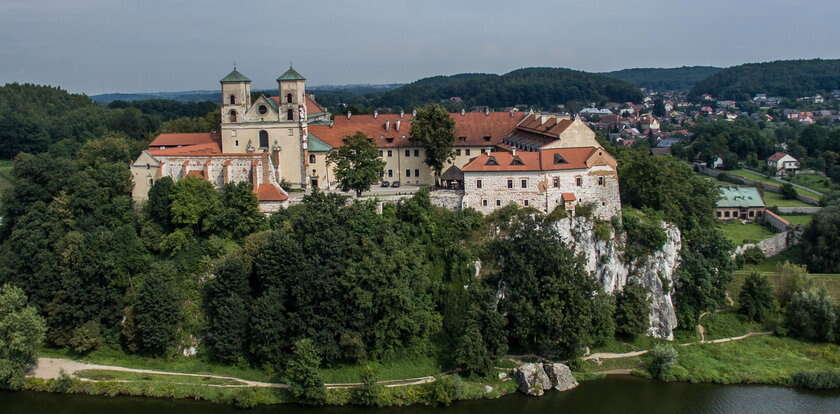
[787,173,836,194]
[762,191,813,208]
[780,214,813,226]
[719,221,776,246]
[75,369,246,386]
[729,169,822,199]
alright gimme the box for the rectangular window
[482,200,488,206]
[716,211,721,218]
[414,149,419,157]
[456,149,462,156]
[507,179,513,189]
[387,150,393,157]
[405,150,410,157]
[724,211,730,218]
[414,169,419,177]
[521,179,527,189]
[379,150,383,157]
[406,169,411,177]
[598,176,605,186]
[496,200,501,206]
[388,169,393,178]
[465,149,471,156]
[576,176,583,187]
[553,177,560,188]
[476,179,482,189]
[749,211,755,218]
[524,200,529,207]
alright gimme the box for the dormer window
[554,154,567,164]
[483,136,491,142]
[485,156,498,166]
[386,137,394,143]
[510,156,524,166]
[458,136,467,142]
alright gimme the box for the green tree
[285,338,326,404]
[204,255,250,363]
[785,288,837,343]
[591,292,617,345]
[801,205,840,273]
[652,98,666,117]
[454,318,493,377]
[615,280,651,338]
[133,265,182,356]
[738,272,776,323]
[213,182,266,239]
[145,176,174,231]
[0,284,46,389]
[169,176,222,236]
[648,344,678,380]
[410,104,456,186]
[780,183,798,200]
[354,364,384,406]
[326,132,386,196]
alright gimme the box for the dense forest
[689,59,840,101]
[0,84,221,159]
[603,66,721,91]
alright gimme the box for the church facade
[131,67,620,218]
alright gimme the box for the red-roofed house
[767,152,799,177]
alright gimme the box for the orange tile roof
[308,112,526,148]
[516,114,575,137]
[562,193,576,201]
[268,94,325,115]
[461,147,598,172]
[149,132,218,147]
[148,142,222,156]
[186,170,205,178]
[253,184,288,201]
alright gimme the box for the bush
[739,246,765,265]
[648,344,678,380]
[785,288,837,342]
[738,272,776,323]
[594,221,613,241]
[792,371,840,390]
[68,321,102,354]
[621,209,667,259]
[546,205,568,222]
[780,183,798,200]
[354,364,384,406]
[775,262,813,307]
[574,202,595,218]
[615,280,650,338]
[426,375,464,406]
[285,338,326,404]
[591,292,616,346]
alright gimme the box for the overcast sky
[2,0,839,95]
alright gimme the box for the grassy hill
[374,67,642,110]
[689,59,840,101]
[603,66,721,90]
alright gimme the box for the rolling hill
[689,59,840,101]
[603,66,721,90]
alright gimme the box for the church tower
[220,68,251,125]
[277,66,308,188]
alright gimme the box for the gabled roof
[220,69,251,83]
[277,66,306,81]
[149,132,219,147]
[461,147,601,173]
[768,152,794,162]
[148,141,222,156]
[307,133,332,152]
[516,114,575,137]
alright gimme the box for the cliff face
[551,216,682,340]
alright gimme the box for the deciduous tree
[326,132,386,196]
[410,104,455,186]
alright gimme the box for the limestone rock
[513,363,552,396]
[543,363,578,391]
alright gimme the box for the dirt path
[31,357,438,389]
[582,331,772,361]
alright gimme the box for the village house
[767,152,800,177]
[715,186,766,221]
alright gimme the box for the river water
[2,376,840,414]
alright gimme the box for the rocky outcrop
[552,216,682,339]
[543,363,578,391]
[513,362,578,396]
[513,363,552,396]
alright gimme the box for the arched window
[229,110,237,122]
[259,130,269,148]
[287,109,294,121]
[229,95,236,105]
[286,93,293,103]
[309,154,316,164]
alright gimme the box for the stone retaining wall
[777,206,822,214]
[763,210,790,232]
[696,165,820,206]
[734,231,797,258]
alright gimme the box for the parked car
[391,181,401,188]
[380,181,390,187]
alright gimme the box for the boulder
[513,363,552,396]
[543,363,578,391]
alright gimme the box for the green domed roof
[220,69,251,83]
[277,66,306,81]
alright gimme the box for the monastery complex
[131,67,621,219]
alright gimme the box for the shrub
[648,344,678,380]
[776,262,813,307]
[285,338,326,404]
[546,205,568,222]
[594,220,613,241]
[426,375,464,406]
[68,321,102,354]
[622,209,667,259]
[591,292,616,346]
[785,288,837,342]
[738,272,776,323]
[574,202,595,218]
[740,246,765,265]
[354,364,384,406]
[780,183,798,200]
[792,371,840,390]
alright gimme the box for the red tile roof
[149,132,218,147]
[515,114,575,137]
[186,170,205,178]
[768,152,790,162]
[149,142,222,156]
[308,112,526,148]
[253,184,288,201]
[268,94,325,115]
[562,193,576,201]
[461,147,598,172]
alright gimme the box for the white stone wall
[461,167,621,220]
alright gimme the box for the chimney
[460,108,465,116]
[540,114,547,125]
[346,111,352,119]
[484,107,490,116]
[384,120,390,130]
[512,148,517,156]
[412,109,417,117]
[400,109,405,118]
[395,119,401,131]
[374,110,379,119]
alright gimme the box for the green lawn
[787,173,836,194]
[762,191,812,208]
[729,169,822,199]
[74,369,246,386]
[719,221,776,246]
[780,214,813,226]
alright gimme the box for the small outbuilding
[715,186,766,221]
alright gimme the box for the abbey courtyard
[131,66,621,218]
